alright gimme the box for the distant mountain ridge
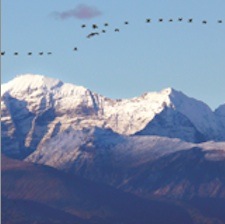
[1,74,225,159]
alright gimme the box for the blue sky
[1,0,225,109]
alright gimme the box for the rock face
[135,107,206,143]
[1,74,225,159]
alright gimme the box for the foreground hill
[2,155,195,224]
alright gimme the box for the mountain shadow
[120,147,225,200]
[135,107,206,143]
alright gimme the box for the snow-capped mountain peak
[1,74,96,99]
[167,89,216,131]
[1,74,225,159]
[1,74,63,96]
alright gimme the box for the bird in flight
[81,24,86,28]
[178,17,183,22]
[39,52,44,55]
[73,47,78,51]
[124,21,129,25]
[1,51,5,56]
[47,52,52,55]
[104,23,109,26]
[14,52,18,56]
[169,19,173,22]
[158,18,163,22]
[114,28,120,32]
[102,30,106,33]
[87,32,99,38]
[202,20,207,24]
[28,52,32,55]
[218,20,222,23]
[146,18,151,23]
[92,24,98,29]
[188,18,193,23]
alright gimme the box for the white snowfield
[2,74,225,137]
[25,127,225,171]
[1,74,225,162]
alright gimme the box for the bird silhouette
[158,18,163,22]
[73,47,78,51]
[146,18,151,23]
[114,28,120,32]
[188,18,193,23]
[28,52,32,55]
[81,24,86,28]
[47,52,52,55]
[1,51,5,56]
[102,30,106,33]
[218,20,222,23]
[87,32,99,38]
[39,52,44,55]
[104,23,109,26]
[202,20,207,24]
[178,17,183,22]
[92,24,98,29]
[124,21,129,25]
[169,19,173,22]
[14,52,18,55]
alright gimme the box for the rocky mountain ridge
[1,74,225,159]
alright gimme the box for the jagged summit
[1,74,90,98]
[2,74,62,95]
[2,74,179,102]
[1,74,225,159]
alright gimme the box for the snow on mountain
[25,126,225,198]
[1,74,225,159]
[136,88,224,141]
[1,74,105,115]
[168,89,222,139]
[1,74,63,95]
[26,126,225,171]
[102,88,172,134]
[26,127,125,170]
[1,74,107,158]
[2,74,225,202]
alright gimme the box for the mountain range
[1,74,225,223]
[1,74,225,158]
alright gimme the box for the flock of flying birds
[1,17,223,56]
